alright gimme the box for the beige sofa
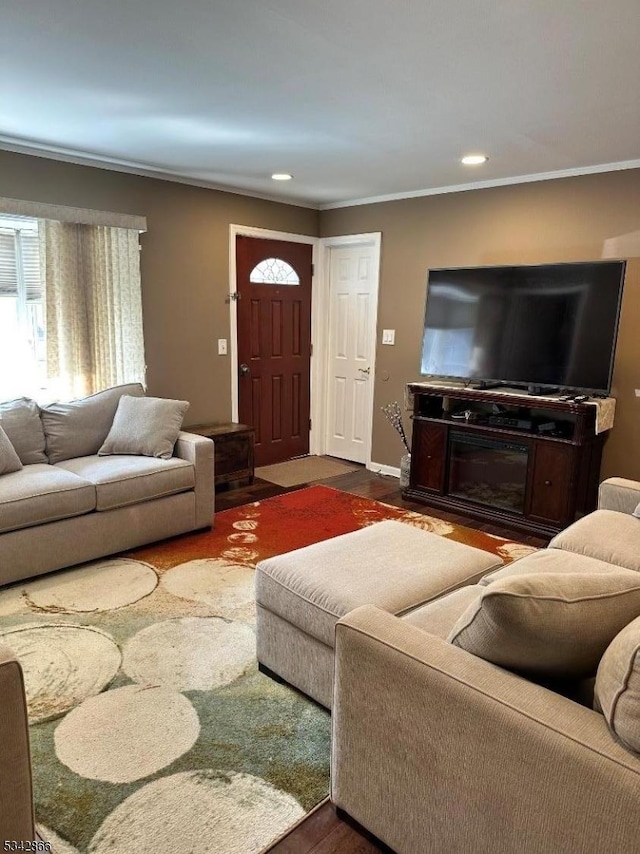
[331,477,640,853]
[0,386,214,586]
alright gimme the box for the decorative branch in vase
[381,401,411,453]
[382,402,411,488]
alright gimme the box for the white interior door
[325,243,379,463]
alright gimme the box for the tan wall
[0,150,319,426]
[2,150,638,481]
[320,170,640,481]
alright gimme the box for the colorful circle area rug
[0,485,534,853]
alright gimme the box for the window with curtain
[41,220,146,400]
[0,212,146,403]
[0,216,46,399]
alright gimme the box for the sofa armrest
[0,644,36,842]
[174,432,214,528]
[598,477,640,514]
[332,605,640,854]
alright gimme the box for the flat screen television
[420,261,625,395]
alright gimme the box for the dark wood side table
[187,422,255,488]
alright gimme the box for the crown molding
[2,136,638,213]
[319,159,640,210]
[0,136,319,210]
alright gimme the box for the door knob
[358,367,371,375]
[239,363,250,376]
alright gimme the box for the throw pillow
[633,502,640,519]
[0,398,47,464]
[41,383,145,464]
[0,425,23,475]
[447,571,640,678]
[98,396,189,460]
[595,615,640,753]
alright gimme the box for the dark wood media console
[405,383,610,537]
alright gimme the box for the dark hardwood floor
[217,462,547,854]
[265,799,392,854]
[216,464,548,547]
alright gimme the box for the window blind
[0,224,43,301]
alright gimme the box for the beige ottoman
[255,520,503,708]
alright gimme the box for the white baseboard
[367,461,401,478]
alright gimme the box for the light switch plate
[635,389,640,397]
[382,329,395,345]
[218,339,228,355]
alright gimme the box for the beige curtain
[40,221,91,398]
[40,221,146,399]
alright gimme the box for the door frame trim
[229,226,381,464]
[229,225,320,452]
[317,232,382,468]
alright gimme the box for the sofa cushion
[41,383,145,464]
[448,570,640,678]
[406,579,599,707]
[595,615,640,753]
[549,509,640,572]
[0,426,22,476]
[0,398,47,465]
[401,585,484,639]
[56,454,195,511]
[99,396,189,460]
[479,548,622,586]
[0,464,96,534]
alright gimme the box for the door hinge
[310,343,313,356]
[309,418,312,430]
[311,263,315,277]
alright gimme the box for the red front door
[236,236,313,467]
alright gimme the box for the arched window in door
[249,257,300,285]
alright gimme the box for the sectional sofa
[331,478,640,853]
[255,475,640,851]
[0,385,214,586]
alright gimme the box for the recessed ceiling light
[461,154,488,166]
[271,173,293,181]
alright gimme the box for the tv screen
[420,261,625,394]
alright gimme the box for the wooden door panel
[271,300,283,357]
[249,377,262,445]
[292,301,301,355]
[331,377,347,439]
[236,237,312,467]
[271,373,282,440]
[528,441,575,525]
[411,421,447,493]
[353,378,367,443]
[249,300,261,357]
[355,291,370,359]
[291,372,301,437]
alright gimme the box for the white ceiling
[1,0,639,208]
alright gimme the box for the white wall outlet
[218,338,228,355]
[382,329,395,345]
